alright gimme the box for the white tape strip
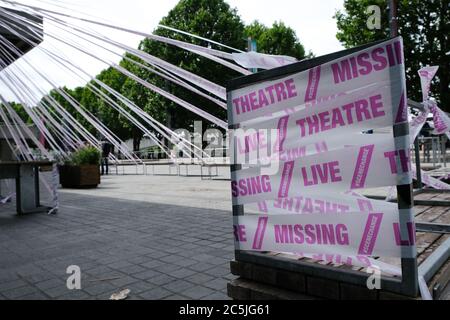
[229,37,406,125]
[232,136,412,204]
[233,212,415,258]
[232,52,297,70]
[246,190,398,215]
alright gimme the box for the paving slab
[0,173,236,300]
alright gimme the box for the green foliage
[334,0,450,111]
[335,0,389,47]
[137,0,310,131]
[68,146,101,166]
[47,87,95,134]
[8,102,32,124]
[137,0,246,130]
[40,0,310,150]
[245,21,308,59]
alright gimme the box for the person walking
[101,139,112,175]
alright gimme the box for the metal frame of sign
[227,38,420,297]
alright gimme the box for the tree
[136,0,311,133]
[47,87,95,136]
[120,56,160,151]
[137,0,246,131]
[41,0,311,151]
[9,102,32,124]
[334,0,450,111]
[245,21,308,59]
[95,66,137,145]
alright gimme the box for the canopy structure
[0,0,447,186]
[0,1,449,302]
[0,1,299,166]
[0,6,42,68]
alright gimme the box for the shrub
[68,146,101,166]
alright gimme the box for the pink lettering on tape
[305,66,321,103]
[357,198,374,212]
[231,175,272,197]
[252,216,268,250]
[430,103,450,134]
[395,91,408,123]
[274,115,290,152]
[331,40,403,84]
[315,141,329,154]
[418,66,439,101]
[295,94,386,138]
[278,161,295,198]
[233,78,297,116]
[257,201,268,213]
[351,145,375,189]
[274,223,349,245]
[393,222,416,246]
[358,213,383,255]
[234,225,247,242]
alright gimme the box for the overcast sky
[0,0,345,104]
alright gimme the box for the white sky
[0,0,345,104]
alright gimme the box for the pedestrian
[101,139,112,175]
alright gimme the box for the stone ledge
[230,260,419,300]
[228,278,318,300]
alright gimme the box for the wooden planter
[59,165,100,189]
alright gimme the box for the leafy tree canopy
[38,0,311,150]
[335,0,449,111]
[9,101,32,124]
[245,21,308,59]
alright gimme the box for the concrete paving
[0,171,236,300]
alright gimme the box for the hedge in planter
[60,146,101,188]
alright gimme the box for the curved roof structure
[0,7,43,70]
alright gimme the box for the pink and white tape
[233,212,415,258]
[232,135,412,205]
[230,37,406,125]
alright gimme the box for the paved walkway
[0,173,235,300]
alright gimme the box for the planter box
[59,165,100,188]
[40,165,53,172]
